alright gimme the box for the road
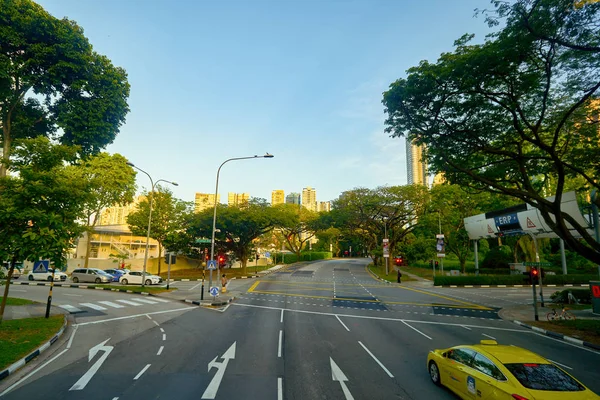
[1,259,599,399]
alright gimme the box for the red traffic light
[532,269,539,275]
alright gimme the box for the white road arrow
[69,338,114,391]
[201,342,236,399]
[330,357,354,400]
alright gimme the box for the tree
[271,204,320,260]
[186,199,275,274]
[382,0,600,263]
[66,153,136,268]
[0,0,130,177]
[126,188,190,275]
[0,138,88,323]
[331,185,430,268]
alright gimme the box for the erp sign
[494,213,518,227]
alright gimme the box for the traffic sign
[523,262,552,267]
[33,260,50,273]
[209,286,220,297]
[207,260,217,270]
[265,251,271,258]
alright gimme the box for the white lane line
[80,303,107,311]
[112,398,119,400]
[188,282,203,291]
[547,359,573,370]
[58,305,82,313]
[63,293,82,297]
[146,314,152,320]
[160,328,165,333]
[153,320,160,327]
[461,326,472,330]
[335,315,350,332]
[278,330,283,358]
[162,334,166,341]
[157,346,164,356]
[0,348,69,397]
[117,299,143,306]
[358,341,394,378]
[482,334,496,340]
[402,321,433,340]
[280,309,284,323]
[133,364,151,380]
[74,307,194,326]
[132,298,158,304]
[67,325,79,349]
[149,297,170,303]
[97,301,125,309]
[277,377,283,400]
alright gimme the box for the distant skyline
[37,0,493,204]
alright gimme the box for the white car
[28,268,68,282]
[0,266,22,279]
[119,271,162,286]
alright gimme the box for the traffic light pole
[532,279,539,321]
[531,234,545,307]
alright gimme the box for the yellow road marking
[248,281,260,292]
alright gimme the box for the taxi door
[443,348,477,397]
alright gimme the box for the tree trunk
[1,119,12,178]
[84,229,92,269]
[0,256,17,324]
[157,245,162,275]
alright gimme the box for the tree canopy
[382,0,600,263]
[0,0,130,176]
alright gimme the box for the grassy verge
[89,285,173,294]
[529,320,600,346]
[367,264,416,283]
[159,266,274,280]
[403,265,435,280]
[0,315,64,371]
[5,297,36,306]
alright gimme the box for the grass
[402,265,435,280]
[4,297,36,306]
[86,284,173,294]
[367,264,416,283]
[0,315,64,371]
[158,266,275,280]
[529,319,600,346]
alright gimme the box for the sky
[37,0,493,205]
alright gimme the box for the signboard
[523,262,552,267]
[265,251,271,258]
[494,213,518,227]
[382,238,389,258]
[207,260,217,270]
[33,260,50,273]
[209,287,220,297]
[195,239,212,244]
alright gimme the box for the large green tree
[271,204,321,260]
[0,0,130,177]
[382,0,600,263]
[126,188,190,275]
[66,153,137,268]
[0,138,89,323]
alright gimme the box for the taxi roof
[470,343,549,365]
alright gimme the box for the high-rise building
[286,192,301,205]
[302,187,317,211]
[228,192,249,207]
[318,201,331,212]
[195,193,220,213]
[271,190,285,205]
[99,196,143,225]
[406,139,428,186]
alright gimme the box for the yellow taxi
[427,340,599,399]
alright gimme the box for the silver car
[71,268,113,284]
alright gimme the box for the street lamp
[383,216,389,275]
[127,162,178,287]
[209,153,274,292]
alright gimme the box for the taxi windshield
[504,363,585,392]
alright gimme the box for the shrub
[300,252,332,261]
[434,274,596,286]
[481,245,513,270]
[549,289,592,304]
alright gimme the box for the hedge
[434,274,597,286]
[299,252,332,261]
[549,288,592,304]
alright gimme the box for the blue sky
[38,0,493,205]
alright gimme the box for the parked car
[0,266,21,279]
[28,268,68,282]
[119,271,162,286]
[103,268,125,282]
[71,268,114,284]
[427,339,599,399]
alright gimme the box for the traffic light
[530,267,539,284]
[218,255,226,266]
[435,261,439,268]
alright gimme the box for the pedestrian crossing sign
[207,260,217,270]
[33,260,50,273]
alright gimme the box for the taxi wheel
[429,361,441,386]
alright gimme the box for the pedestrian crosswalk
[58,296,171,314]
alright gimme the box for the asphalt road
[2,259,599,400]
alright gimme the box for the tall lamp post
[383,216,389,275]
[127,162,178,287]
[209,153,274,292]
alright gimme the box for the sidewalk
[2,304,67,321]
[499,304,600,322]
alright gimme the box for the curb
[0,315,68,382]
[365,265,393,285]
[512,320,600,352]
[435,284,590,288]
[184,296,236,307]
[11,281,155,295]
